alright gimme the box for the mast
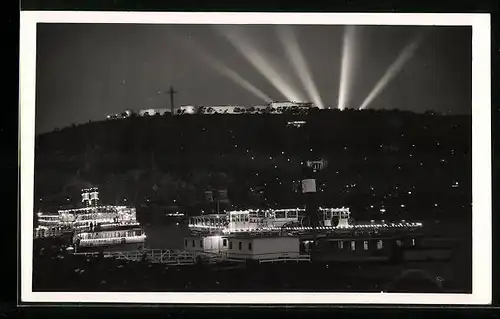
[168,86,177,115]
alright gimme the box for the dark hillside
[34,109,471,222]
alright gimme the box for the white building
[183,235,301,261]
[138,108,170,116]
[184,235,228,254]
[226,236,300,260]
[179,105,197,114]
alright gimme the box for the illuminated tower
[81,188,90,206]
[89,187,99,206]
[82,187,99,207]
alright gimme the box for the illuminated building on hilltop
[106,110,132,120]
[105,101,316,120]
[138,108,170,116]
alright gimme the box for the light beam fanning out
[338,25,358,110]
[182,39,272,103]
[215,26,305,102]
[276,26,324,108]
[359,33,426,110]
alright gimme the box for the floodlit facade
[138,108,169,116]
[105,101,316,120]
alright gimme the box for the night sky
[35,24,471,134]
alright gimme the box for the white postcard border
[19,11,492,305]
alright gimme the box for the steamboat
[184,207,434,263]
[183,160,456,265]
[35,187,146,252]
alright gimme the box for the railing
[258,254,311,263]
[74,249,197,265]
[216,251,311,264]
[72,249,312,265]
[78,235,146,247]
[189,222,423,235]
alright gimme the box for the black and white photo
[19,12,492,304]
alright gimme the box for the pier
[72,248,312,265]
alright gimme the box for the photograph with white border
[20,11,491,304]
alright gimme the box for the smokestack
[301,164,320,228]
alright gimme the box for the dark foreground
[32,237,471,293]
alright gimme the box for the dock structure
[72,248,311,266]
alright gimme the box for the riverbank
[32,235,470,293]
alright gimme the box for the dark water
[144,223,190,250]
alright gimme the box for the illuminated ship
[185,207,425,262]
[35,187,146,252]
[183,159,433,264]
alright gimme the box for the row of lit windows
[226,240,252,251]
[230,213,299,223]
[327,238,415,251]
[81,238,127,246]
[80,230,140,240]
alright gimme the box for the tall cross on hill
[168,86,177,115]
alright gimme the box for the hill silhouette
[34,108,471,222]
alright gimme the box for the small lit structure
[287,120,306,128]
[306,159,328,171]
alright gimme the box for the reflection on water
[144,223,190,250]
